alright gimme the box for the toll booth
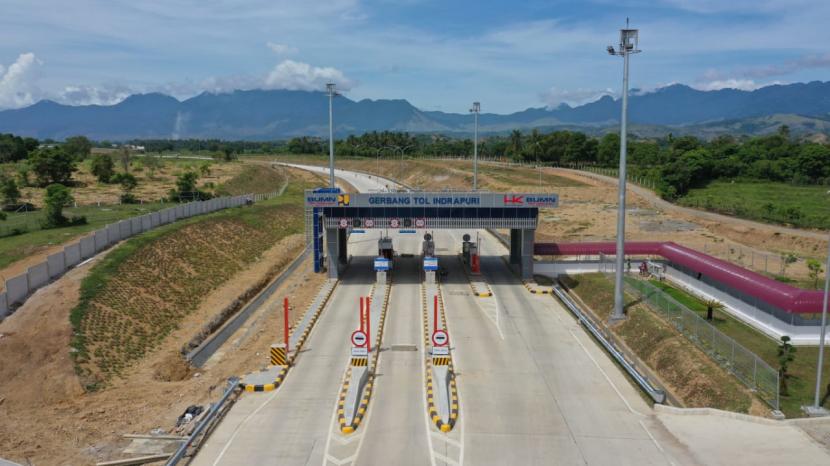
[378,236,394,261]
[304,191,558,279]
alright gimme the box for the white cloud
[540,86,616,108]
[693,79,763,91]
[0,52,42,109]
[266,42,298,56]
[264,59,354,91]
[57,83,133,106]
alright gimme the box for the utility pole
[326,83,339,188]
[607,19,641,321]
[807,234,830,416]
[470,102,480,191]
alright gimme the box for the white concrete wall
[0,195,252,321]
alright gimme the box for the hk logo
[337,194,350,206]
[503,195,524,205]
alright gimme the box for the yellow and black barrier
[270,344,288,366]
[421,280,459,433]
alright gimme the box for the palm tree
[509,129,523,159]
[704,299,723,321]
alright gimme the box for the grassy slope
[646,279,830,417]
[70,170,311,389]
[564,273,753,413]
[678,180,830,230]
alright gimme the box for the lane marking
[210,388,281,465]
[639,419,677,466]
[434,452,460,466]
[567,327,646,418]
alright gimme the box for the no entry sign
[364,218,375,228]
[351,330,368,347]
[338,218,349,229]
[432,329,449,347]
[415,218,426,228]
[389,218,400,228]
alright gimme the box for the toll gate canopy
[305,189,558,279]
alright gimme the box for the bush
[41,183,86,229]
[90,154,115,183]
[29,147,77,186]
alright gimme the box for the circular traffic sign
[364,218,375,228]
[338,218,349,229]
[415,218,426,228]
[432,329,449,347]
[389,218,400,228]
[351,330,368,347]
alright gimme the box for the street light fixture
[470,101,481,191]
[607,20,641,322]
[326,83,340,188]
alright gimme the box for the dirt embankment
[0,169,327,465]
[0,232,325,465]
[563,273,762,415]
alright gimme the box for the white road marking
[567,327,646,417]
[210,388,281,466]
[639,419,677,466]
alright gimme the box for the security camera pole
[326,83,339,188]
[470,102,480,191]
[607,20,641,321]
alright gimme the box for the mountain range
[2,81,830,140]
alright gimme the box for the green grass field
[678,180,830,230]
[0,203,168,270]
[642,279,830,417]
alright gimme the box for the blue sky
[1,0,829,113]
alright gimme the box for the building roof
[535,241,825,314]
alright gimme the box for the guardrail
[552,283,667,404]
[165,377,239,465]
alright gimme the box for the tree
[508,130,523,159]
[781,253,798,274]
[704,299,723,322]
[119,147,131,172]
[90,154,115,183]
[170,171,202,202]
[807,258,824,289]
[112,173,138,203]
[63,136,92,160]
[28,147,77,186]
[777,335,796,396]
[597,133,620,166]
[143,154,163,179]
[199,162,212,177]
[0,175,21,207]
[42,183,73,228]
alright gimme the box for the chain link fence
[623,277,780,410]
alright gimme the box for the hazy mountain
[2,82,830,140]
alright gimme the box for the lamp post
[326,83,340,188]
[607,20,641,321]
[390,145,414,180]
[809,234,830,415]
[470,102,480,191]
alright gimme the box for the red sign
[389,218,400,228]
[503,195,524,205]
[338,218,349,229]
[415,218,426,228]
[432,329,449,347]
[364,218,375,228]
[351,330,368,347]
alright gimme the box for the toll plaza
[304,189,558,279]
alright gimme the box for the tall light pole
[607,20,641,321]
[326,83,339,188]
[809,234,830,415]
[470,102,480,191]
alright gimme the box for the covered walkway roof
[535,241,824,314]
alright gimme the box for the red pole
[284,297,290,353]
[434,294,439,333]
[366,296,372,353]
[360,296,365,333]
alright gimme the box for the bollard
[284,298,290,354]
[434,294,439,334]
[366,296,372,353]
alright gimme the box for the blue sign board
[374,257,391,271]
[399,229,417,234]
[423,257,438,271]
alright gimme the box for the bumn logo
[503,195,524,205]
[337,194,350,206]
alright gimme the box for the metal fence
[623,277,780,410]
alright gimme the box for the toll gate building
[305,189,558,279]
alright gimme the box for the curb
[339,275,392,434]
[421,281,459,432]
[458,254,493,298]
[239,279,338,393]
